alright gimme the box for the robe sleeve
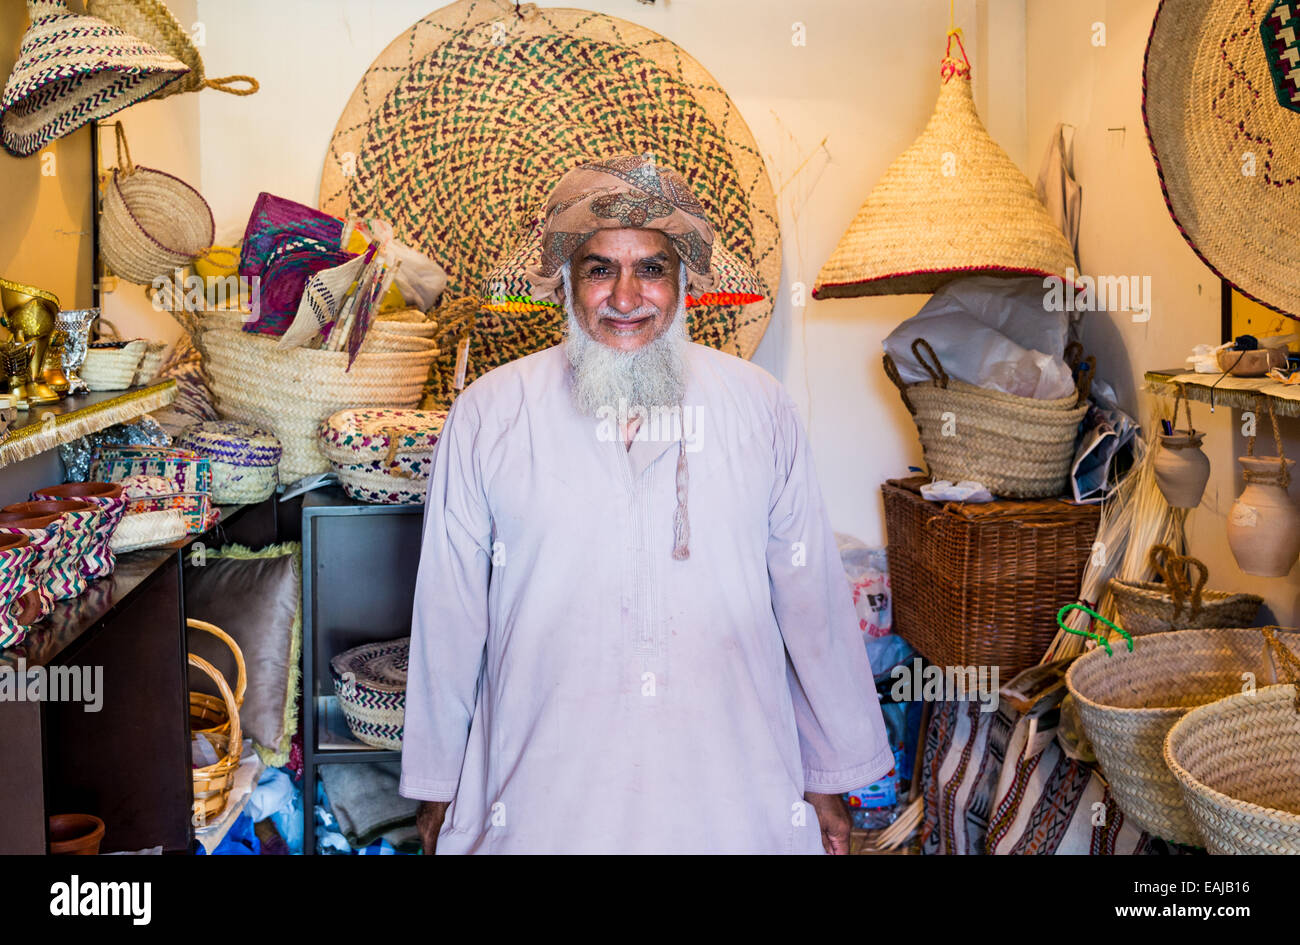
[767,394,895,795]
[399,395,493,802]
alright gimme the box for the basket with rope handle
[1163,627,1300,854]
[1066,626,1300,845]
[1108,543,1263,636]
[188,619,246,740]
[882,336,1091,498]
[99,123,215,286]
[189,651,242,827]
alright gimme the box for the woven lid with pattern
[0,0,189,157]
[329,637,410,694]
[117,474,176,499]
[319,0,779,386]
[1143,0,1300,319]
[813,32,1075,299]
[177,420,283,467]
[319,409,448,460]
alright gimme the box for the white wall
[181,0,1029,545]
[1027,0,1300,623]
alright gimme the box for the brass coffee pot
[0,277,62,404]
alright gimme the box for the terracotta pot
[1227,456,1300,577]
[31,483,126,580]
[48,814,105,855]
[1154,431,1211,508]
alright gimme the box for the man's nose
[607,270,641,313]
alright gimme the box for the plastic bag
[883,276,1074,399]
[835,533,891,638]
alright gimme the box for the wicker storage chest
[882,477,1100,676]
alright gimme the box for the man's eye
[640,265,664,277]
[586,267,610,278]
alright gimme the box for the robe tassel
[672,437,690,560]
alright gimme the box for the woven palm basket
[1066,627,1300,846]
[1109,547,1262,636]
[884,339,1089,499]
[88,0,258,98]
[1143,0,1300,319]
[1165,683,1300,855]
[182,310,436,482]
[813,32,1074,299]
[330,638,409,750]
[319,0,779,388]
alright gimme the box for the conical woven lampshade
[813,35,1075,299]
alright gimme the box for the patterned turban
[525,153,718,304]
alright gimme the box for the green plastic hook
[1056,603,1133,656]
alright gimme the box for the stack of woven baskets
[180,308,437,482]
[883,338,1091,499]
[1066,626,1300,853]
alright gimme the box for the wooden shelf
[1145,369,1300,416]
[0,381,177,469]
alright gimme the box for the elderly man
[400,153,891,854]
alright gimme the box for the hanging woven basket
[813,30,1075,299]
[99,124,214,285]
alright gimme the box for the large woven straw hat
[813,33,1075,299]
[86,0,258,98]
[0,0,188,157]
[320,0,779,386]
[1143,0,1300,319]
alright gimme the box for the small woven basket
[1066,626,1300,846]
[80,339,147,391]
[178,309,437,482]
[108,509,189,552]
[883,338,1090,499]
[132,340,168,385]
[99,125,214,285]
[1109,544,1263,636]
[330,638,409,750]
[176,420,282,504]
[1163,630,1300,855]
[188,618,246,739]
[189,652,241,826]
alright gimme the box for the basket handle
[910,338,949,388]
[881,353,916,415]
[188,652,241,750]
[1056,602,1133,656]
[111,122,135,176]
[378,426,419,479]
[1260,627,1300,712]
[188,618,246,709]
[204,75,260,95]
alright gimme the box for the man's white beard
[563,262,689,418]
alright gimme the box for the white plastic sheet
[883,276,1074,399]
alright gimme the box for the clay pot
[48,814,105,855]
[1154,430,1211,508]
[1227,456,1300,577]
[31,483,126,579]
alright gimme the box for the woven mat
[319,0,779,386]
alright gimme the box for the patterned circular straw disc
[320,0,780,386]
[1144,0,1300,319]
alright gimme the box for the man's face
[565,228,682,353]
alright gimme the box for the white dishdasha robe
[399,342,892,853]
